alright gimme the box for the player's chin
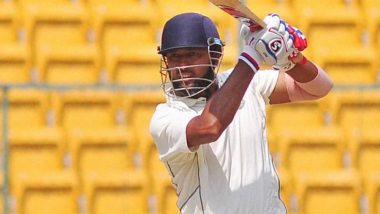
[175,87,204,98]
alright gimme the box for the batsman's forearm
[285,59,333,101]
[286,57,319,83]
[207,60,254,129]
[186,60,254,147]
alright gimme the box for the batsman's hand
[240,14,294,68]
[264,14,308,71]
[240,14,308,71]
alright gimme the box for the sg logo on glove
[269,39,282,53]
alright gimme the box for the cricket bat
[208,0,266,32]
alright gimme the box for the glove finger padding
[287,25,307,52]
[264,14,281,30]
[240,24,254,46]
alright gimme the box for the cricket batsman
[150,12,333,213]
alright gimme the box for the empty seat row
[2,167,380,214]
[1,0,380,85]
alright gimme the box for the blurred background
[0,0,379,213]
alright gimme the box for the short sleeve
[149,103,198,162]
[251,69,280,104]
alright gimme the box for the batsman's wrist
[239,46,262,73]
[291,53,308,65]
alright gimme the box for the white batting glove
[239,24,264,72]
[264,14,308,71]
[239,45,263,73]
[240,15,295,68]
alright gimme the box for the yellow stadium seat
[348,130,380,177]
[36,44,100,84]
[293,0,363,40]
[88,0,159,83]
[329,90,380,134]
[88,0,156,43]
[293,0,363,62]
[51,90,121,131]
[0,0,29,84]
[0,1,20,44]
[266,121,278,154]
[105,47,161,84]
[123,91,165,157]
[9,129,64,173]
[246,0,296,25]
[294,169,361,214]
[0,90,49,132]
[68,129,133,187]
[9,128,65,190]
[153,172,180,214]
[0,43,31,83]
[219,25,239,70]
[137,131,179,214]
[19,0,89,73]
[329,90,380,176]
[267,100,329,131]
[19,0,92,83]
[312,45,378,84]
[278,126,345,174]
[83,171,149,214]
[148,143,179,214]
[20,0,88,48]
[266,99,334,158]
[362,0,380,46]
[364,172,380,214]
[13,170,78,214]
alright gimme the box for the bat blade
[209,0,266,31]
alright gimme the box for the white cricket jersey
[150,69,286,214]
